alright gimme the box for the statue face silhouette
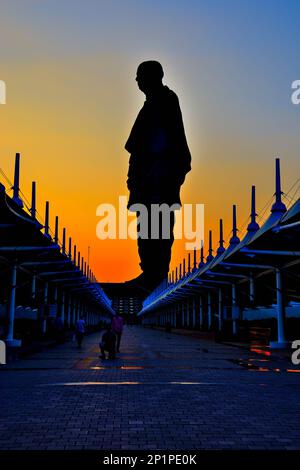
[135,62,164,95]
[136,72,154,94]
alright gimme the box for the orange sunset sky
[1,1,300,282]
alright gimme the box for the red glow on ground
[250,348,271,356]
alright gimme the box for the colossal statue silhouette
[125,60,191,291]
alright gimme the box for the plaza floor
[0,326,300,450]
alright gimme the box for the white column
[199,296,203,329]
[53,286,58,317]
[6,264,21,347]
[61,290,65,323]
[31,274,36,301]
[74,299,78,323]
[270,269,288,349]
[249,274,255,303]
[186,300,189,328]
[42,282,48,334]
[207,293,212,330]
[192,298,196,328]
[78,300,81,321]
[232,283,237,336]
[218,288,222,331]
[65,293,70,327]
[71,297,75,326]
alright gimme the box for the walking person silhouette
[125,61,191,291]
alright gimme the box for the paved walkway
[0,326,300,450]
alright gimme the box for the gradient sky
[1,0,300,282]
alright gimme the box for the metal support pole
[207,230,214,263]
[12,153,23,207]
[73,245,77,264]
[68,237,72,258]
[31,181,36,218]
[193,248,197,270]
[62,228,66,254]
[45,201,50,237]
[54,216,59,244]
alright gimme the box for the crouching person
[99,324,116,360]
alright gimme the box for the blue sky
[1,0,299,280]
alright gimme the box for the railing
[0,153,114,349]
[139,158,300,349]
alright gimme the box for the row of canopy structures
[0,153,114,348]
[139,158,300,349]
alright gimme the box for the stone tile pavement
[0,326,300,450]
